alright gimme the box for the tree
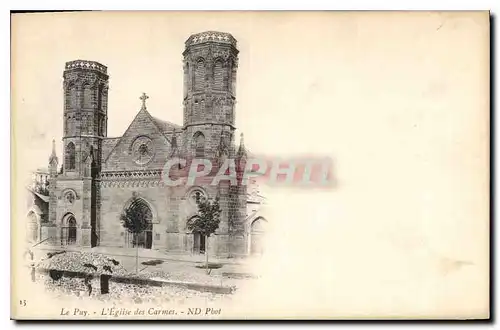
[187,193,222,274]
[120,198,151,274]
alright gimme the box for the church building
[26,31,268,257]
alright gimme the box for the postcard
[11,11,490,320]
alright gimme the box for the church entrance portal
[193,232,206,254]
[61,215,77,246]
[126,231,153,249]
[124,198,153,249]
[250,217,267,255]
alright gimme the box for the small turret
[169,132,180,158]
[48,139,58,175]
[84,148,94,178]
[237,133,247,159]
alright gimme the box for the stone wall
[43,33,255,257]
[98,185,169,250]
[102,109,171,172]
[52,180,86,245]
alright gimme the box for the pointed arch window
[69,85,78,108]
[193,99,200,118]
[214,59,224,90]
[98,117,104,136]
[194,132,205,158]
[97,84,103,111]
[230,59,237,94]
[101,86,108,113]
[67,217,77,244]
[65,142,76,170]
[184,62,190,96]
[83,84,93,108]
[250,217,268,255]
[194,59,205,91]
[64,113,69,135]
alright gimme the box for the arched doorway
[26,211,39,243]
[124,198,153,249]
[61,214,77,246]
[187,216,206,254]
[193,231,206,254]
[250,217,267,255]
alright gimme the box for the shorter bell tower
[49,60,109,248]
[62,60,109,177]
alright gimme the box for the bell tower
[63,60,109,177]
[58,60,109,247]
[182,32,247,256]
[182,31,239,160]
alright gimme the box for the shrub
[47,251,66,259]
[49,269,63,281]
[141,259,164,266]
[107,258,120,266]
[83,263,98,271]
[195,263,222,269]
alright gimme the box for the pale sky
[12,11,490,317]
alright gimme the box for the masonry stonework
[40,31,265,257]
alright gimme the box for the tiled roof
[102,137,121,160]
[151,117,181,133]
[26,187,49,203]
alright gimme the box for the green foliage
[187,194,222,237]
[120,198,151,234]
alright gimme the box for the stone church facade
[28,31,268,257]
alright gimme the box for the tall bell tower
[182,31,239,160]
[181,32,247,256]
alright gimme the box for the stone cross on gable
[140,92,149,110]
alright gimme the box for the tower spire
[169,131,180,158]
[216,131,226,156]
[237,133,247,158]
[171,131,178,149]
[49,139,58,164]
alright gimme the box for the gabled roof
[103,108,174,164]
[102,137,120,160]
[151,116,182,133]
[26,187,49,203]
